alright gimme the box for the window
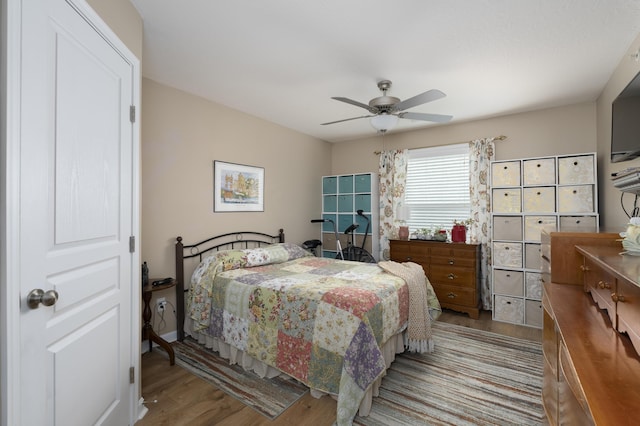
[405,143,470,232]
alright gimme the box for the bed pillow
[244,242,312,267]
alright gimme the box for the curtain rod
[373,134,507,155]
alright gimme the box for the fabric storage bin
[493,269,524,296]
[525,243,542,270]
[525,300,543,327]
[493,295,524,324]
[558,155,595,185]
[558,185,594,212]
[491,161,521,187]
[493,242,523,268]
[323,176,337,194]
[338,175,354,193]
[523,158,556,185]
[523,187,556,212]
[559,215,597,232]
[354,174,371,193]
[524,216,556,241]
[337,194,353,212]
[525,272,543,299]
[492,188,522,213]
[493,216,523,240]
[323,195,337,212]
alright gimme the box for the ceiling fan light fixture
[370,114,399,132]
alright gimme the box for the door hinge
[130,366,135,384]
[129,236,135,253]
[129,105,135,123]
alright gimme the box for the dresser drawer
[430,245,478,260]
[493,216,523,240]
[492,188,522,213]
[493,242,523,268]
[430,255,476,268]
[559,342,594,424]
[616,279,640,355]
[523,187,556,212]
[583,257,616,325]
[429,265,476,288]
[558,185,594,213]
[493,269,523,296]
[524,216,557,242]
[523,157,556,185]
[558,155,595,185]
[434,284,477,307]
[491,161,521,187]
[389,240,429,264]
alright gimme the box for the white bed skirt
[184,317,406,417]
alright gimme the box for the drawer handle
[611,293,625,303]
[537,191,541,195]
[448,259,454,265]
[573,161,578,166]
[503,166,508,170]
[538,220,543,224]
[447,273,457,280]
[406,257,412,261]
[504,193,509,197]
[598,280,611,289]
[580,265,590,272]
[447,292,457,299]
[573,190,577,194]
[536,164,541,168]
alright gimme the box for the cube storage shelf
[320,173,379,260]
[490,153,599,328]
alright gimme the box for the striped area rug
[170,338,308,419]
[354,321,545,426]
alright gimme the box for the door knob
[27,289,59,309]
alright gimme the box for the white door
[7,0,140,424]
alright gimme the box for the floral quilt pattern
[187,243,410,425]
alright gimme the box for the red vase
[451,225,466,243]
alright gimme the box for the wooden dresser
[390,240,480,319]
[542,232,640,425]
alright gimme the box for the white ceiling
[131,0,640,143]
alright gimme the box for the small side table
[142,278,176,365]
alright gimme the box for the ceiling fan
[321,80,452,132]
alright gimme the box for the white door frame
[0,0,142,424]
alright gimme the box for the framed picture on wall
[213,160,264,212]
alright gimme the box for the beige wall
[597,32,640,231]
[140,78,331,333]
[330,102,597,176]
[87,0,142,59]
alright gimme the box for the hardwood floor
[136,309,541,425]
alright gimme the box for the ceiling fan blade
[392,89,446,112]
[399,111,453,123]
[331,97,377,113]
[321,115,374,125]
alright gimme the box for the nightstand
[142,278,176,365]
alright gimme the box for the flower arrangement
[621,217,640,254]
[453,218,474,228]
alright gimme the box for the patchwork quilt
[187,243,431,425]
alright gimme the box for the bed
[175,229,441,425]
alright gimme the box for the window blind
[405,143,470,232]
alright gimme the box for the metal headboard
[174,229,285,340]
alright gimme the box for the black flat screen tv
[612,71,640,163]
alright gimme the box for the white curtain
[468,138,495,310]
[378,149,408,260]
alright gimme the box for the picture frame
[213,160,264,212]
